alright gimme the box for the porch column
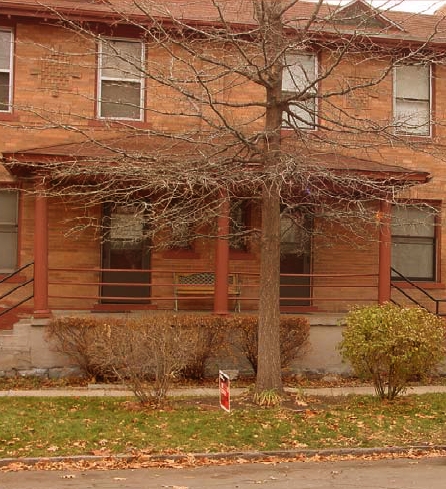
[378,200,392,304]
[214,192,230,315]
[33,178,51,318]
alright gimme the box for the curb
[1,445,446,469]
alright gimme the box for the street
[1,456,445,488]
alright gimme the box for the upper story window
[391,205,437,281]
[0,29,13,112]
[394,64,431,136]
[281,53,317,129]
[98,39,144,120]
[0,190,18,271]
[170,221,193,250]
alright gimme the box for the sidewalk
[1,383,446,397]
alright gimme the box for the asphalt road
[1,457,445,488]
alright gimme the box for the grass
[1,393,446,459]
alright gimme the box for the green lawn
[1,394,446,458]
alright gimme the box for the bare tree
[3,0,443,394]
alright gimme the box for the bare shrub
[46,316,114,380]
[179,314,228,380]
[48,314,195,406]
[94,313,194,406]
[227,315,310,374]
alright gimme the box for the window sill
[394,133,432,142]
[88,119,152,129]
[391,281,444,289]
[281,127,316,133]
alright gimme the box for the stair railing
[390,267,446,316]
[0,262,34,318]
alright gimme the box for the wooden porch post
[378,200,392,304]
[33,178,51,318]
[214,192,230,315]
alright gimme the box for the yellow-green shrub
[339,303,446,400]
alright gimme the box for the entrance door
[101,204,151,303]
[280,214,311,307]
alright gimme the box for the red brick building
[0,0,444,373]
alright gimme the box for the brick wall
[1,20,446,317]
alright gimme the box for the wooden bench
[173,272,240,311]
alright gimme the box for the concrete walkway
[1,383,446,397]
[3,457,446,489]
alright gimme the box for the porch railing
[47,266,379,312]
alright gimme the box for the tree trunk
[255,0,284,394]
[256,180,283,393]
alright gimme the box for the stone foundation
[0,313,355,378]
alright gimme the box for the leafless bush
[227,315,310,374]
[48,314,194,406]
[46,316,114,380]
[179,314,228,380]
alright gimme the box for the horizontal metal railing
[47,266,379,312]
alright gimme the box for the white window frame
[0,189,18,272]
[281,53,317,130]
[98,38,145,121]
[393,64,432,137]
[0,28,13,113]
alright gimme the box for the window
[0,29,13,112]
[229,200,249,250]
[282,53,316,129]
[394,64,431,136]
[391,205,437,281]
[98,39,144,120]
[0,190,18,271]
[170,221,193,250]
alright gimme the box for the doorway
[280,214,311,307]
[101,204,151,303]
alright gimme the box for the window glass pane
[101,40,142,79]
[170,222,192,249]
[285,98,315,128]
[230,200,248,250]
[391,205,436,281]
[282,54,315,92]
[0,72,10,110]
[282,54,316,128]
[100,80,141,119]
[0,231,17,269]
[0,230,17,269]
[395,99,430,135]
[0,31,11,70]
[391,240,434,280]
[395,65,429,100]
[392,206,435,237]
[0,190,18,224]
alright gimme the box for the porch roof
[2,136,431,185]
